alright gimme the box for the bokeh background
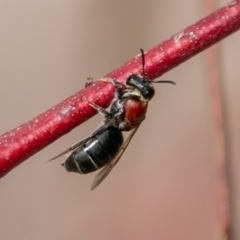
[0,1,240,239]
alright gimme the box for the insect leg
[100,77,127,99]
[112,80,126,99]
[82,96,112,118]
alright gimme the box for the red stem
[1,3,240,178]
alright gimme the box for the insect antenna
[152,80,176,85]
[140,49,175,85]
[140,49,146,79]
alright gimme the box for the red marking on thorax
[122,99,148,131]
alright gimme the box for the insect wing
[47,118,117,162]
[91,124,140,190]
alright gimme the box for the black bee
[50,49,175,190]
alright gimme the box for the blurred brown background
[0,0,240,239]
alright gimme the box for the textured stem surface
[0,3,240,177]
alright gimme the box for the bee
[49,49,175,190]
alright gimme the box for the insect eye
[145,86,155,100]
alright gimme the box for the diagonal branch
[0,3,240,178]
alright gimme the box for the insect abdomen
[63,127,123,174]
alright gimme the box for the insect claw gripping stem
[0,4,240,177]
[85,77,94,88]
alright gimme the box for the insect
[49,49,175,190]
